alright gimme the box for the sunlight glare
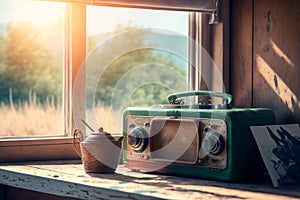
[256,55,299,112]
[2,0,65,25]
[270,39,294,67]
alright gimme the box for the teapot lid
[83,127,115,143]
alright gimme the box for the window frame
[0,1,229,162]
[189,0,230,100]
[0,3,85,162]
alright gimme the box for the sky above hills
[0,0,65,25]
[87,5,188,36]
[0,0,188,37]
[0,0,189,70]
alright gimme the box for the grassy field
[0,96,63,137]
[0,97,121,137]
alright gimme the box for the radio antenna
[81,119,95,132]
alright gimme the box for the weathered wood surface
[230,0,253,107]
[0,138,79,162]
[230,0,300,124]
[253,0,300,124]
[0,160,300,200]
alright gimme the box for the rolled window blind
[45,0,218,12]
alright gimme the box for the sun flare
[1,0,65,25]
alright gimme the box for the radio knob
[128,126,148,152]
[201,132,225,156]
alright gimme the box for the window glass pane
[0,0,65,137]
[86,6,189,133]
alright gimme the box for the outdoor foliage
[87,24,187,108]
[0,20,186,135]
[0,21,63,105]
[0,21,186,108]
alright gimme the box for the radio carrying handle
[167,90,233,105]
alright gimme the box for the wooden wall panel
[209,0,230,94]
[211,23,225,93]
[253,0,300,123]
[230,0,253,107]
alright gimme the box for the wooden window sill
[0,137,80,162]
[0,160,299,199]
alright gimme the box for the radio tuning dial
[128,126,148,152]
[201,132,225,156]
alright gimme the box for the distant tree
[86,24,186,108]
[0,21,62,105]
[0,21,186,108]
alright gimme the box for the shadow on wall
[253,0,300,124]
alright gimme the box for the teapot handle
[73,129,83,158]
[116,136,124,147]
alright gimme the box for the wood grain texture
[210,0,230,94]
[211,23,225,93]
[0,138,80,162]
[69,3,87,136]
[253,0,300,123]
[230,0,253,107]
[0,160,299,199]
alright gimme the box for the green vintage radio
[122,91,275,181]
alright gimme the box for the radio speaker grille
[150,118,199,164]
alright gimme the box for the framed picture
[250,124,300,187]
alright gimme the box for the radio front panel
[125,115,227,169]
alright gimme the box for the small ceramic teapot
[74,128,123,173]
